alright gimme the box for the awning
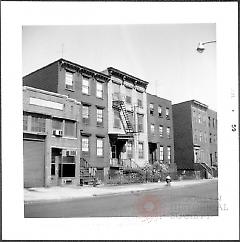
[109,133,134,140]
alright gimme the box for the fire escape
[112,94,135,134]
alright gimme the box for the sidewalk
[24,178,217,203]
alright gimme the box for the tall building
[103,67,149,174]
[173,100,218,178]
[147,93,175,167]
[23,86,81,187]
[23,59,110,183]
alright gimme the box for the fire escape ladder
[119,101,134,134]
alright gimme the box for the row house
[23,59,110,184]
[172,100,218,178]
[102,67,149,173]
[147,93,175,168]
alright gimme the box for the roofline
[147,92,172,103]
[173,99,208,109]
[107,67,149,86]
[23,86,81,104]
[23,58,110,81]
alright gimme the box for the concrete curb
[24,179,217,204]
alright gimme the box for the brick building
[23,86,81,187]
[23,59,110,183]
[102,67,149,173]
[207,109,218,176]
[147,93,175,167]
[173,100,218,178]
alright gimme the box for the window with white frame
[96,81,103,98]
[125,87,132,104]
[166,127,171,138]
[199,131,203,142]
[113,83,120,100]
[159,125,163,137]
[149,103,154,115]
[158,106,162,117]
[167,146,171,161]
[198,113,201,123]
[97,138,104,157]
[137,91,143,108]
[82,77,90,95]
[82,105,90,125]
[138,142,144,158]
[82,136,89,155]
[113,110,121,129]
[65,71,74,90]
[96,108,103,126]
[166,108,170,119]
[137,114,144,132]
[150,124,155,134]
[159,146,164,161]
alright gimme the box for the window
[52,118,63,130]
[208,117,211,127]
[59,156,75,178]
[125,87,132,104]
[150,124,155,134]
[82,77,90,95]
[65,71,74,90]
[166,108,170,119]
[137,91,143,108]
[159,125,163,137]
[198,114,201,123]
[149,103,154,115]
[97,138,104,157]
[209,133,212,143]
[167,146,171,161]
[194,129,198,143]
[64,120,76,137]
[96,81,103,98]
[96,108,103,126]
[166,127,171,139]
[159,146,164,161]
[127,141,133,158]
[137,114,144,132]
[82,105,90,125]
[138,142,144,158]
[158,106,162,117]
[82,136,89,154]
[113,110,121,129]
[213,118,215,128]
[31,115,46,133]
[23,114,28,131]
[113,83,120,100]
[204,132,207,143]
[199,131,202,142]
[192,108,196,123]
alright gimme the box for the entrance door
[51,148,61,186]
[194,149,200,163]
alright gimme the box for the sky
[22,24,216,110]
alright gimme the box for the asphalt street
[24,179,218,217]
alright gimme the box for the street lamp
[196,40,216,53]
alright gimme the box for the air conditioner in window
[53,129,63,136]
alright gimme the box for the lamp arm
[202,40,216,45]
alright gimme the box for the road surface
[25,179,218,217]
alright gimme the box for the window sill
[82,92,90,96]
[96,96,104,100]
[62,137,77,140]
[97,124,104,128]
[65,88,74,92]
[24,131,47,136]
